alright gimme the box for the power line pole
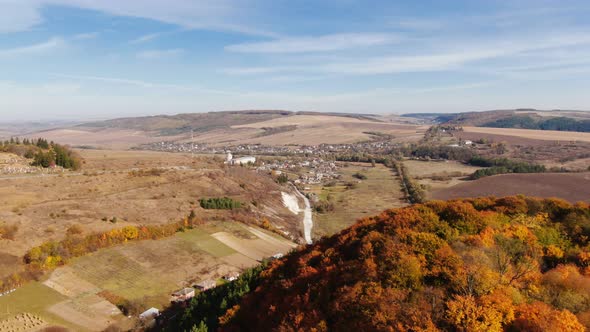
[191,129,194,159]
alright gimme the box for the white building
[139,307,159,320]
[225,152,256,165]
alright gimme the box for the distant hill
[24,111,423,149]
[403,109,590,133]
[80,110,294,136]
[170,196,590,331]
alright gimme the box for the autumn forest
[175,196,590,332]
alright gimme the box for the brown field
[403,159,483,195]
[0,149,300,279]
[25,128,183,150]
[231,115,426,145]
[431,173,590,203]
[462,126,590,143]
[404,159,481,178]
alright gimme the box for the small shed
[172,287,195,302]
[139,307,159,320]
[223,272,240,282]
[195,279,217,291]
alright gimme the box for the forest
[483,115,590,132]
[172,196,590,331]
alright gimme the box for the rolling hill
[25,111,426,148]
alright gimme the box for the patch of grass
[177,228,237,257]
[70,250,174,301]
[310,163,405,237]
[0,282,73,328]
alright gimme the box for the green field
[176,227,238,257]
[0,282,74,327]
[308,163,406,237]
[68,228,238,303]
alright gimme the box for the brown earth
[462,126,590,143]
[0,149,300,279]
[431,173,590,203]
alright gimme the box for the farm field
[0,281,77,331]
[229,115,426,145]
[403,159,483,196]
[431,172,590,203]
[462,126,590,143]
[305,163,406,238]
[0,149,300,280]
[1,223,295,331]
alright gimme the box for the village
[139,137,399,158]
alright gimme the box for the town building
[225,152,256,165]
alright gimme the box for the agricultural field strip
[463,126,590,142]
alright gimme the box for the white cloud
[0,37,65,57]
[136,48,184,59]
[0,1,43,33]
[225,33,400,53]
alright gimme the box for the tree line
[483,115,590,133]
[199,197,243,210]
[0,137,82,170]
[0,210,202,292]
[467,156,546,179]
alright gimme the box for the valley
[0,110,589,331]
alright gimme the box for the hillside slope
[203,196,590,331]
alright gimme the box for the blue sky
[1,0,590,121]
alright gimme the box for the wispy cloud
[0,37,65,58]
[72,32,99,40]
[130,32,163,44]
[136,48,185,60]
[221,66,299,75]
[225,33,400,53]
[223,30,590,76]
[0,1,276,37]
[50,73,232,95]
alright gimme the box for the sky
[1,0,590,121]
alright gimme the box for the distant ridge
[402,109,590,132]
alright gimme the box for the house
[171,287,195,302]
[223,272,240,282]
[195,279,217,291]
[139,307,160,320]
